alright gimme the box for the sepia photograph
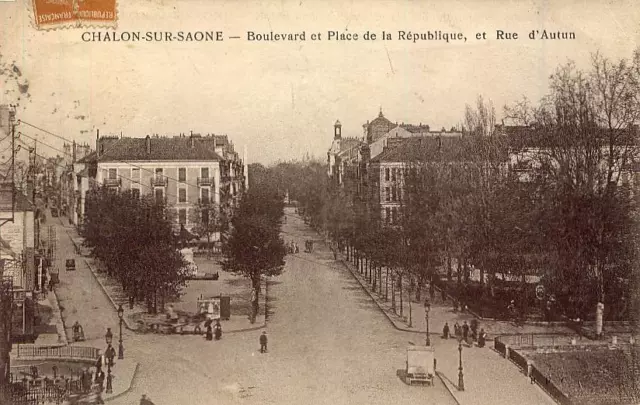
[0,0,639,404]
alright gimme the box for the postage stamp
[31,0,117,30]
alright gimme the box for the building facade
[76,132,247,234]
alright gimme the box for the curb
[340,258,428,335]
[83,259,139,333]
[85,258,268,335]
[104,362,140,403]
[435,371,463,405]
[48,289,69,346]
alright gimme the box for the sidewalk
[338,252,558,405]
[341,253,575,339]
[33,289,67,346]
[63,221,267,334]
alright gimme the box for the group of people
[205,319,223,341]
[442,319,487,348]
[286,241,300,254]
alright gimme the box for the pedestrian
[441,288,446,302]
[260,331,268,353]
[454,322,460,338]
[95,352,103,377]
[478,328,487,348]
[106,345,116,367]
[462,321,469,342]
[470,319,478,341]
[214,319,222,340]
[206,325,213,341]
[294,242,299,254]
[442,322,450,339]
[140,394,156,405]
[96,370,105,391]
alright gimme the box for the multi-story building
[60,142,93,220]
[366,136,469,224]
[328,109,463,187]
[0,183,37,343]
[75,132,247,234]
[327,120,365,186]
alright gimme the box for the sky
[0,0,639,164]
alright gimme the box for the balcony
[103,178,121,188]
[198,197,213,206]
[150,175,168,187]
[197,177,212,186]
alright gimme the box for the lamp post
[106,362,113,394]
[117,304,124,359]
[458,339,465,391]
[424,300,431,346]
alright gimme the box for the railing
[14,344,99,361]
[197,177,212,186]
[150,175,168,187]
[495,333,579,349]
[198,197,213,205]
[102,178,121,187]
[530,365,573,405]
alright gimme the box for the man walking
[462,321,469,343]
[260,331,268,353]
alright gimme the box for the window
[178,168,186,182]
[178,188,187,203]
[385,168,390,181]
[108,168,117,179]
[385,187,390,202]
[132,168,140,182]
[131,188,140,199]
[154,188,164,204]
[201,188,210,204]
[201,167,209,179]
[385,207,391,223]
[178,209,187,225]
[202,209,210,226]
[391,168,396,181]
[392,207,398,224]
[392,187,397,202]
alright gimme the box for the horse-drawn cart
[406,346,435,386]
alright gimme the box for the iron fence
[14,344,99,361]
[530,364,573,405]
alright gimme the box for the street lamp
[117,304,125,359]
[105,328,113,346]
[106,362,113,394]
[424,300,431,346]
[458,340,465,391]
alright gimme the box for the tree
[505,49,640,320]
[82,186,187,314]
[190,199,221,251]
[221,186,286,322]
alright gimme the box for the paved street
[49,210,457,405]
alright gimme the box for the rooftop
[370,136,472,163]
[79,135,227,163]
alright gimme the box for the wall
[96,161,221,229]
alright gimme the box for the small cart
[66,259,76,271]
[406,346,435,386]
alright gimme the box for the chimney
[190,133,195,148]
[96,129,100,157]
[145,135,151,154]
